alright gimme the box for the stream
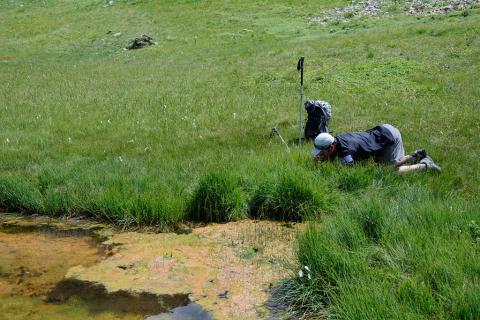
[0,214,298,319]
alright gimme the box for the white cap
[310,133,335,156]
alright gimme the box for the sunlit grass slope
[1,0,478,226]
[1,0,479,318]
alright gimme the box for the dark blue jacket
[336,125,394,165]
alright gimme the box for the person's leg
[396,156,441,173]
[377,124,405,165]
[396,163,427,173]
[393,149,426,168]
[377,125,440,173]
[394,156,409,168]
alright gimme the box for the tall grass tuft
[129,193,184,227]
[0,176,44,213]
[42,188,78,216]
[84,187,131,226]
[354,200,385,243]
[186,172,246,223]
[249,175,326,221]
[337,169,372,192]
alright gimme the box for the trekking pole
[270,127,290,152]
[297,56,305,146]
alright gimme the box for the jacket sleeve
[340,154,354,165]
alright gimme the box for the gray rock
[309,0,479,24]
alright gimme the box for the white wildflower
[304,266,310,272]
[232,112,237,119]
[107,119,111,124]
[118,156,123,162]
[298,270,303,278]
[5,138,10,144]
[68,137,72,144]
[307,273,312,280]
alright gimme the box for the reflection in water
[146,303,214,320]
[47,278,190,315]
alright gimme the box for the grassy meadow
[1,0,479,318]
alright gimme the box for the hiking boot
[420,156,441,173]
[409,148,427,162]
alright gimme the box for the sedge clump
[249,175,325,222]
[186,172,245,223]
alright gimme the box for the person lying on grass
[310,124,441,173]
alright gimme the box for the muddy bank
[0,213,111,240]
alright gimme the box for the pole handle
[297,56,305,145]
[297,56,304,86]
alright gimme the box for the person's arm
[340,154,354,166]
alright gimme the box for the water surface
[0,230,142,320]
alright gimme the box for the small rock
[125,34,155,50]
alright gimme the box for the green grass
[275,192,479,319]
[0,175,44,213]
[186,172,246,223]
[1,0,479,318]
[249,174,328,221]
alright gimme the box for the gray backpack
[304,100,332,140]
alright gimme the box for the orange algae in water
[0,231,141,320]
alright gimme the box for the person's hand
[313,151,328,162]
